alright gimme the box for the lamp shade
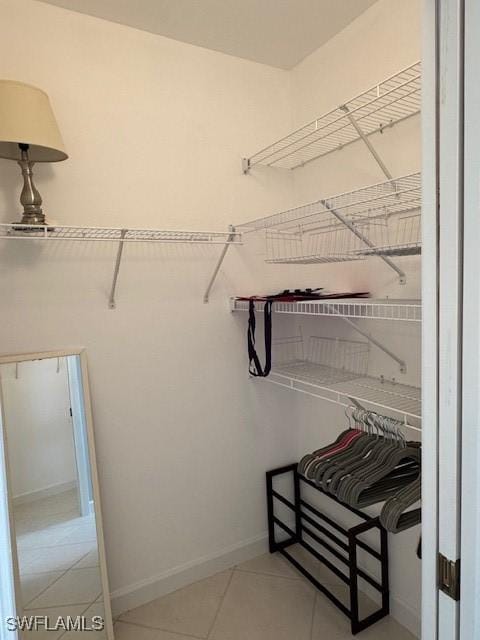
[0,80,67,162]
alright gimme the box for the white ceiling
[36,0,378,69]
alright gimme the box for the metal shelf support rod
[204,225,236,303]
[347,396,369,412]
[321,200,406,284]
[340,105,394,181]
[109,229,127,309]
[338,315,407,373]
[321,109,406,282]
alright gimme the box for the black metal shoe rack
[266,463,389,635]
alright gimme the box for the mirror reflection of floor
[13,488,106,639]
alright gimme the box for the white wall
[0,0,422,634]
[0,0,297,610]
[0,357,76,500]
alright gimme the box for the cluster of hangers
[298,406,421,533]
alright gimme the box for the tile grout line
[205,570,236,639]
[24,547,95,608]
[234,566,340,590]
[23,566,72,608]
[234,567,303,582]
[18,537,98,552]
[57,598,101,640]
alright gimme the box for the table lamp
[0,80,68,226]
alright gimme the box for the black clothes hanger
[299,408,421,534]
[335,416,411,504]
[335,436,403,503]
[379,475,421,532]
[347,445,421,509]
[305,430,367,481]
[298,426,355,476]
[319,410,392,494]
[308,408,375,485]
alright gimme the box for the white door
[460,0,480,637]
[423,0,465,638]
[0,379,17,640]
[67,355,93,517]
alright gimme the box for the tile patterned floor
[13,489,106,639]
[116,552,417,640]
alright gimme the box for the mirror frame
[0,349,114,640]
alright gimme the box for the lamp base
[18,212,46,225]
[15,144,47,226]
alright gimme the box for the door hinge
[438,554,460,601]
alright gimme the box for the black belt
[248,299,273,377]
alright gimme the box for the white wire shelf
[264,336,421,428]
[237,173,421,269]
[0,222,240,307]
[355,242,421,257]
[0,223,242,244]
[267,368,421,427]
[352,212,421,257]
[231,297,422,322]
[238,173,421,233]
[243,62,421,171]
[264,227,365,264]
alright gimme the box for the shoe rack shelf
[267,464,389,636]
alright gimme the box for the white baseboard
[110,536,420,638]
[13,480,77,507]
[390,594,421,638]
[111,533,269,616]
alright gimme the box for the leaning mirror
[0,351,113,638]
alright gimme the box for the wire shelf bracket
[338,315,406,373]
[321,199,406,284]
[340,105,394,181]
[109,229,127,309]
[203,225,237,303]
[332,105,406,284]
